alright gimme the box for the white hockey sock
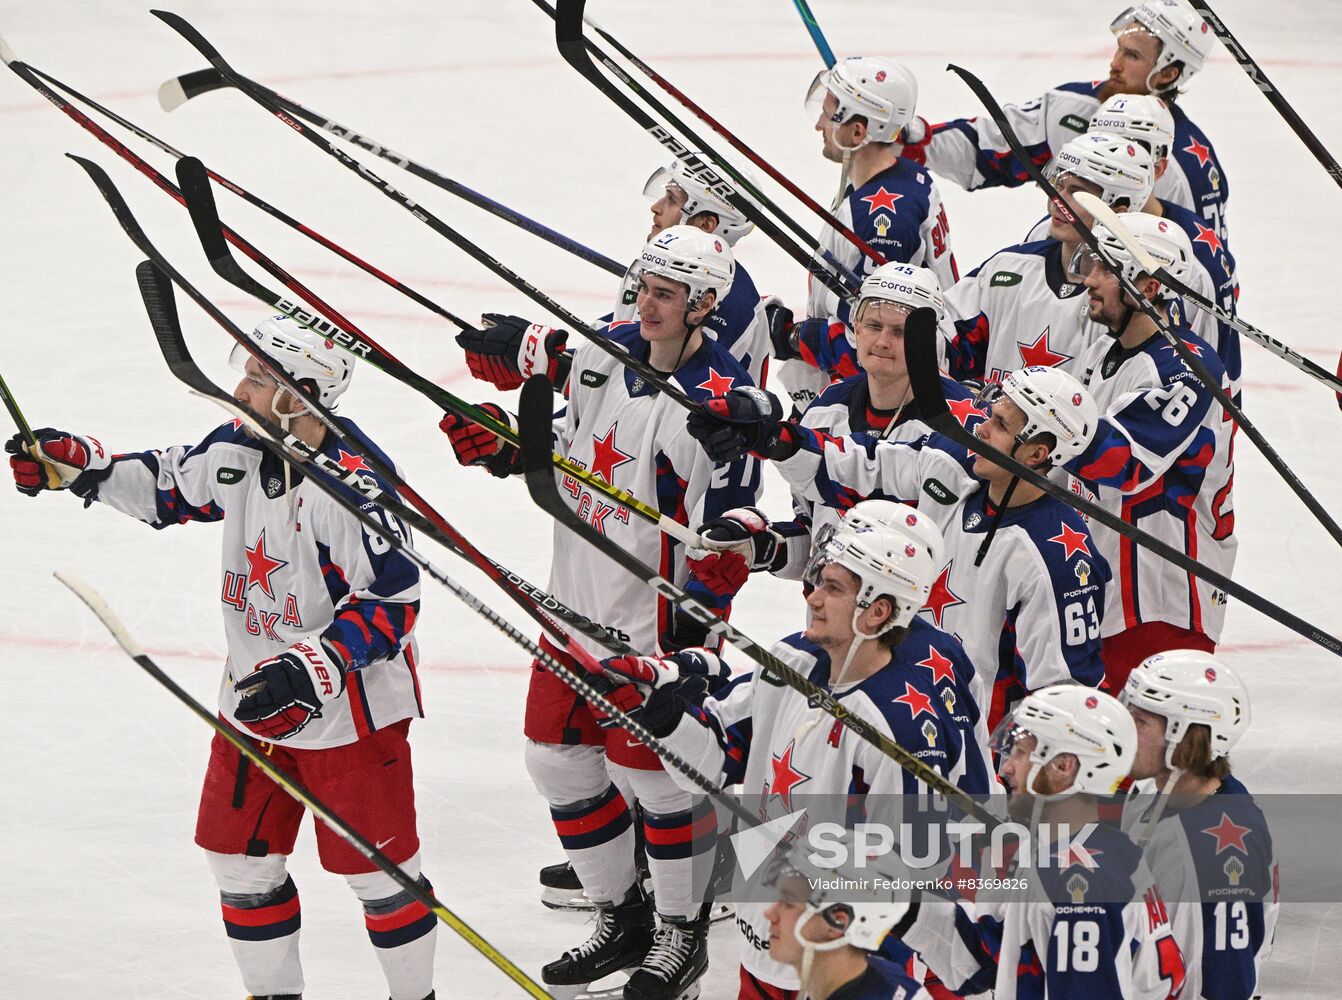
[207,851,304,997]
[347,856,436,1000]
[550,783,639,904]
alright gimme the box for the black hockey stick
[1185,0,1342,190]
[949,63,1342,551]
[51,569,553,999]
[899,307,1342,657]
[0,370,38,446]
[169,154,699,549]
[150,11,701,413]
[534,0,888,269]
[516,372,1005,827]
[15,57,469,328]
[1075,191,1342,395]
[547,0,861,299]
[136,258,633,658]
[155,69,627,276]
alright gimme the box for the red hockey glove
[456,314,570,390]
[438,403,521,478]
[233,640,347,741]
[5,428,110,496]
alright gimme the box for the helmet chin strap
[1137,740,1188,847]
[795,908,848,998]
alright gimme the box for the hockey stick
[150,12,710,416]
[1075,191,1342,395]
[52,570,554,1000]
[18,59,469,329]
[154,69,626,277]
[167,155,699,550]
[516,372,1005,827]
[544,0,862,298]
[0,371,65,489]
[1185,0,1342,190]
[948,63,1342,551]
[135,258,634,659]
[898,307,1342,658]
[790,0,837,67]
[544,2,890,270]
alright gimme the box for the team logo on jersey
[243,529,289,600]
[964,512,983,530]
[1048,522,1092,560]
[1209,165,1222,190]
[941,687,956,715]
[893,681,936,720]
[217,467,246,485]
[1183,136,1213,168]
[1067,873,1089,904]
[580,370,609,388]
[989,270,1022,287]
[1059,113,1089,133]
[265,476,284,498]
[1074,559,1092,586]
[922,564,965,628]
[1192,222,1224,255]
[768,740,812,810]
[860,186,903,214]
[1224,856,1245,887]
[1201,812,1252,855]
[873,212,892,237]
[695,367,735,396]
[921,477,958,505]
[589,424,635,484]
[921,718,938,747]
[335,450,371,474]
[917,647,957,685]
[1018,327,1074,369]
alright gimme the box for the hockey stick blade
[1074,191,1342,395]
[901,309,1342,657]
[516,373,1006,827]
[157,66,227,111]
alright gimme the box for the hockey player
[942,131,1153,384]
[903,0,1230,249]
[593,501,994,998]
[440,225,760,1000]
[762,864,930,1000]
[772,56,958,410]
[1019,99,1242,396]
[5,317,435,1000]
[1062,213,1235,690]
[685,262,979,600]
[456,152,772,392]
[892,685,1187,998]
[687,366,1109,731]
[1121,651,1278,999]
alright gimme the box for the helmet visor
[804,69,832,121]
[228,341,282,387]
[802,522,840,589]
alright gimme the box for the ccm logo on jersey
[293,642,337,696]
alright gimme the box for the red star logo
[244,530,289,601]
[1182,136,1213,168]
[589,423,634,484]
[860,186,903,214]
[916,646,957,685]
[947,397,987,428]
[923,563,965,628]
[1201,812,1252,855]
[1047,522,1092,560]
[1163,338,1204,359]
[769,740,812,809]
[695,366,735,397]
[1191,222,1223,255]
[1018,327,1073,368]
[1058,843,1104,870]
[226,418,245,431]
[336,449,371,474]
[893,681,936,720]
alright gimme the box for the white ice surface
[1,1,1339,996]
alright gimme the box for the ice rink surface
[1,0,1339,995]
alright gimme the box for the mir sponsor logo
[805,818,1102,871]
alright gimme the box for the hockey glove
[456,314,570,391]
[764,300,800,362]
[234,640,347,741]
[438,403,522,478]
[686,387,799,463]
[898,116,932,165]
[5,428,110,496]
[601,647,730,695]
[688,507,783,597]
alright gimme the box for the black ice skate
[541,884,655,999]
[621,914,709,1000]
[540,860,592,911]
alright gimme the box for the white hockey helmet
[855,262,945,324]
[804,500,941,633]
[1122,650,1250,770]
[229,314,354,410]
[1089,94,1176,162]
[992,685,1136,799]
[1111,0,1216,93]
[998,366,1099,464]
[642,155,757,246]
[805,57,918,145]
[1048,131,1155,209]
[633,224,736,312]
[1088,211,1195,285]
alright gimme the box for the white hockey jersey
[546,322,761,658]
[1065,326,1235,641]
[661,626,994,989]
[775,428,1108,730]
[72,419,423,750]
